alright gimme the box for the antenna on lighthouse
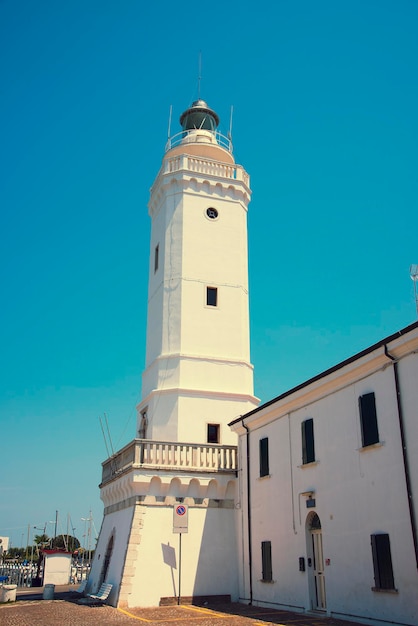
[167,104,173,140]
[410,264,418,317]
[228,105,234,141]
[198,51,202,99]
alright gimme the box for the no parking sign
[173,503,189,533]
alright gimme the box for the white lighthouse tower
[88,98,258,608]
[138,98,258,444]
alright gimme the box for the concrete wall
[90,496,238,609]
[123,501,238,607]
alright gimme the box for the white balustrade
[159,154,249,187]
[101,439,237,484]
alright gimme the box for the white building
[230,321,418,626]
[88,98,258,608]
[0,536,9,558]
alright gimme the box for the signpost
[173,504,188,605]
[173,504,188,534]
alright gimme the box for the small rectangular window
[359,392,379,447]
[154,244,159,273]
[206,287,218,307]
[371,533,395,590]
[207,423,220,444]
[259,437,269,477]
[138,409,148,440]
[302,418,315,464]
[261,541,272,582]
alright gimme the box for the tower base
[88,439,239,608]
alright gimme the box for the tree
[5,546,22,559]
[50,534,80,552]
[34,533,50,548]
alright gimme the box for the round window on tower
[206,207,219,220]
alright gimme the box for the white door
[311,529,326,610]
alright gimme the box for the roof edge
[229,320,418,427]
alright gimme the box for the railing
[101,439,237,484]
[0,562,87,587]
[166,129,232,153]
[0,563,37,587]
[160,154,249,187]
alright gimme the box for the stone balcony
[101,439,238,487]
[162,154,249,186]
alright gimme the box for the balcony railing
[158,154,249,188]
[166,129,233,153]
[101,439,238,485]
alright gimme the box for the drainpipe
[384,345,418,568]
[242,421,253,605]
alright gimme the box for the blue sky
[1,1,417,549]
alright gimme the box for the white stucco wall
[139,391,255,445]
[0,536,9,555]
[43,552,72,585]
[139,152,258,443]
[125,502,238,607]
[233,327,418,626]
[398,351,418,513]
[90,498,238,608]
[88,505,135,605]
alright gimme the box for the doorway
[306,512,326,610]
[99,533,114,587]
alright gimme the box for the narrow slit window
[206,286,218,307]
[138,410,148,439]
[154,244,159,273]
[259,437,269,477]
[359,392,379,447]
[371,533,396,590]
[261,541,272,582]
[302,418,315,464]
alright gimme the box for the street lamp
[33,524,49,552]
[81,513,93,565]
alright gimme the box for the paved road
[0,586,365,626]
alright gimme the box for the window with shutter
[359,392,379,447]
[261,540,272,582]
[302,418,315,464]
[206,287,218,307]
[259,437,269,477]
[371,533,396,591]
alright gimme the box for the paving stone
[0,586,366,626]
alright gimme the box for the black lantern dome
[179,99,219,133]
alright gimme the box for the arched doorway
[99,533,114,587]
[306,512,326,610]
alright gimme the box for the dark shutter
[259,437,269,477]
[261,541,272,582]
[359,392,379,447]
[302,418,315,464]
[371,533,395,590]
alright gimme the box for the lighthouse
[138,98,258,444]
[88,98,258,608]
